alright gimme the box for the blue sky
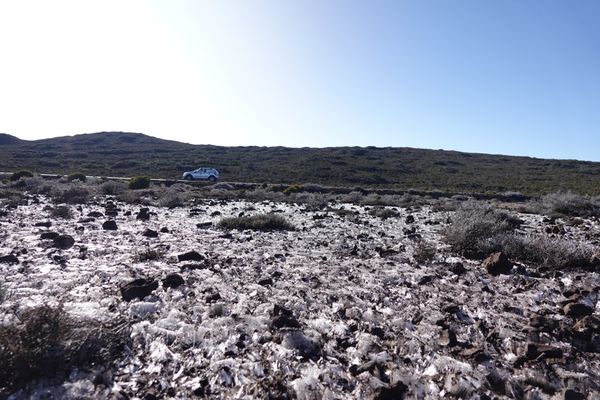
[0,1,599,160]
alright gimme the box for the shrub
[50,184,92,204]
[129,176,151,190]
[0,281,6,304]
[490,233,594,270]
[443,201,521,258]
[21,176,52,195]
[67,172,87,182]
[218,213,295,231]
[283,184,304,195]
[413,241,437,265]
[100,180,127,195]
[9,170,33,181]
[0,305,129,396]
[368,207,399,219]
[49,205,73,219]
[136,246,165,262]
[531,192,600,218]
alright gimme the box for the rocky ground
[0,193,599,399]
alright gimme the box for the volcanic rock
[0,254,19,264]
[258,277,274,286]
[40,231,60,240]
[34,221,52,227]
[142,228,159,238]
[163,273,185,289]
[53,234,75,249]
[88,211,104,218]
[136,208,150,220]
[102,220,118,230]
[563,302,594,318]
[120,278,159,301]
[160,227,169,233]
[178,251,205,262]
[405,215,415,224]
[482,252,512,276]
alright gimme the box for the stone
[526,343,563,361]
[102,220,118,230]
[405,215,415,224]
[120,278,159,301]
[160,227,169,233]
[88,211,104,218]
[163,273,185,289]
[450,262,467,275]
[482,252,512,276]
[564,389,586,400]
[197,222,212,229]
[40,231,60,240]
[258,277,273,286]
[136,208,150,220]
[282,331,321,360]
[142,228,159,238]
[53,234,75,249]
[34,221,52,227]
[178,251,205,262]
[0,254,19,264]
[374,382,408,400]
[563,302,594,318]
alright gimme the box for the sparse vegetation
[67,172,87,182]
[368,206,399,219]
[527,191,600,218]
[50,183,92,204]
[413,241,437,265]
[129,176,151,190]
[0,305,129,396]
[443,202,521,258]
[9,170,33,181]
[218,213,295,231]
[49,205,73,219]
[100,180,127,195]
[136,246,166,262]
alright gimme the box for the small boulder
[178,251,205,262]
[102,220,118,230]
[160,227,169,233]
[0,254,19,264]
[142,228,159,238]
[482,252,512,276]
[120,278,159,301]
[405,215,415,224]
[136,208,150,221]
[163,273,185,289]
[41,232,60,240]
[34,221,52,228]
[88,211,104,218]
[563,302,594,319]
[53,235,75,250]
[258,277,273,286]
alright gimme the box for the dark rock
[0,254,19,264]
[34,221,52,227]
[482,252,512,276]
[163,273,185,289]
[272,314,301,330]
[120,278,159,301]
[142,228,159,238]
[418,275,433,285]
[102,220,118,230]
[78,217,95,223]
[53,235,75,249]
[405,215,415,224]
[205,292,221,303]
[371,326,385,339]
[526,343,563,361]
[486,370,506,394]
[88,211,104,218]
[258,277,273,286]
[196,222,212,229]
[564,389,586,400]
[180,263,209,272]
[208,303,225,318]
[374,382,408,400]
[282,331,321,360]
[160,227,169,233]
[177,251,204,262]
[210,211,221,217]
[450,262,467,275]
[563,302,594,318]
[136,208,150,220]
[41,231,60,240]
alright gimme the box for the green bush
[67,172,87,182]
[129,176,151,190]
[9,170,33,181]
[218,213,295,231]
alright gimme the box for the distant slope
[0,133,23,145]
[2,131,600,195]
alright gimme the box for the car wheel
[208,175,216,182]
[184,175,193,181]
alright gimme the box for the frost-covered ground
[1,194,599,399]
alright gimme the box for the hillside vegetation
[2,132,600,194]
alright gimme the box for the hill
[1,131,600,195]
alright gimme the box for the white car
[182,167,219,181]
